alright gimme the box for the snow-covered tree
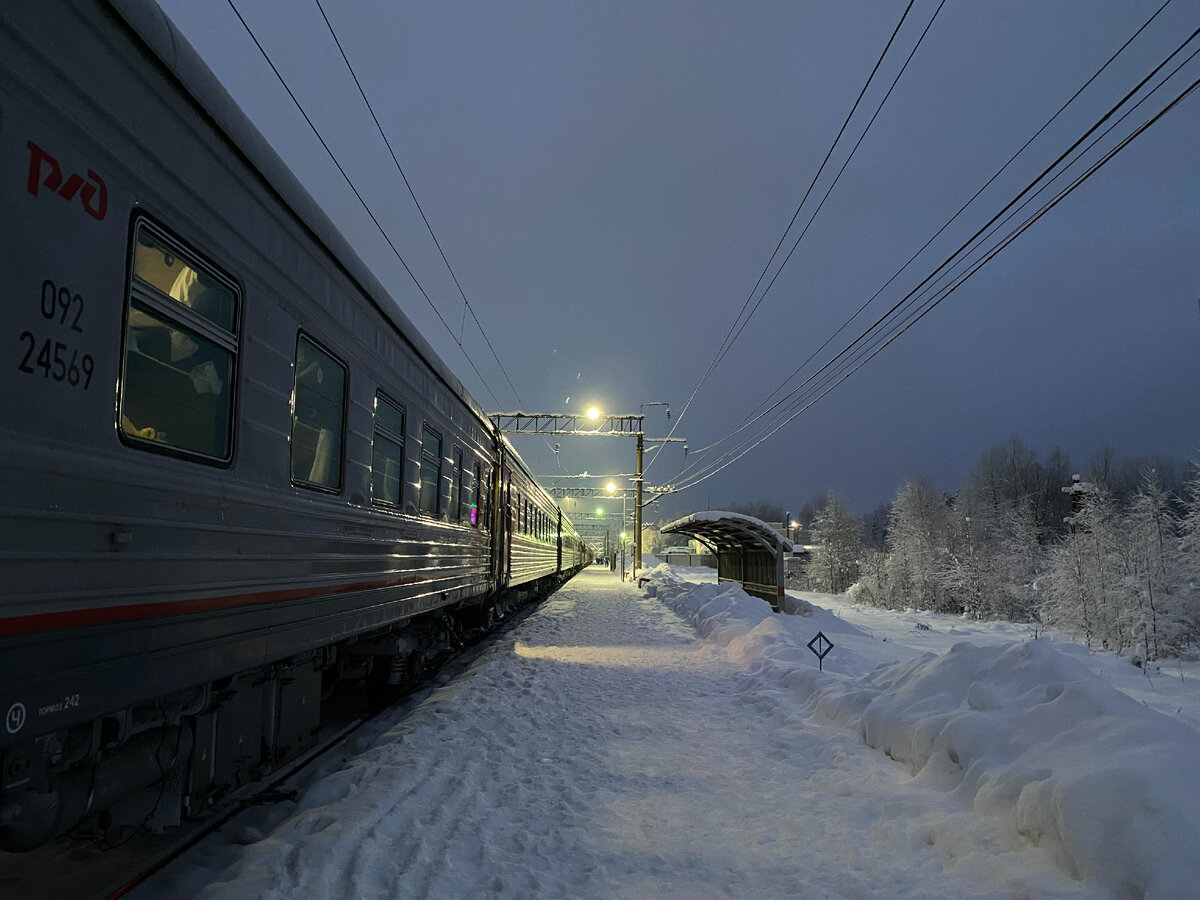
[1041,484,1122,650]
[805,493,863,594]
[1039,476,1189,657]
[941,502,1042,621]
[830,441,1199,651]
[939,512,988,618]
[1176,460,1200,582]
[879,477,956,612]
[989,504,1043,621]
[1174,460,1200,647]
[1122,469,1177,659]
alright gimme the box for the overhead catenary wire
[650,0,921,467]
[669,53,1200,493]
[714,0,948,377]
[675,20,1199,478]
[224,0,507,408]
[313,0,595,477]
[676,64,1200,491]
[729,0,1177,436]
[312,0,525,409]
[674,81,1200,491]
[669,0,948,471]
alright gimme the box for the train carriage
[0,0,586,851]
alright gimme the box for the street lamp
[586,406,600,420]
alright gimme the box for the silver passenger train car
[0,0,587,851]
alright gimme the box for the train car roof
[106,0,491,427]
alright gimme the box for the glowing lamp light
[606,482,616,494]
[595,507,604,516]
[586,406,600,420]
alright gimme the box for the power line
[679,20,1198,473]
[714,0,948,375]
[652,0,921,466]
[224,0,506,407]
[679,78,1199,490]
[312,0,525,408]
[733,0,1176,433]
[677,69,1200,491]
[671,40,1200,492]
[652,0,931,487]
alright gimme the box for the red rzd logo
[26,140,107,221]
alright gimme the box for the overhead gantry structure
[489,412,684,574]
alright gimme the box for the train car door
[503,467,513,583]
[499,465,513,585]
[556,509,563,572]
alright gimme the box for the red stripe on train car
[0,574,426,638]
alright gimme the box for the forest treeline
[751,439,1199,661]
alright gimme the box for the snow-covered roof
[660,511,793,554]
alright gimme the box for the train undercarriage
[0,574,568,853]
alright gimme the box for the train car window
[290,335,346,491]
[120,220,239,462]
[371,393,406,507]
[479,465,490,530]
[452,448,465,522]
[419,425,442,515]
[472,461,482,526]
[132,228,236,331]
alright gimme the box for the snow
[135,565,1200,899]
[665,509,791,541]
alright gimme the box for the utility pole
[635,432,643,576]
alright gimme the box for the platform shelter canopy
[659,511,792,608]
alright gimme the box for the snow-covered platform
[138,566,1200,899]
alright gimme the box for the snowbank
[642,565,1200,899]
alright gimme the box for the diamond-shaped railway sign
[807,631,834,671]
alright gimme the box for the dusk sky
[156,0,1200,521]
